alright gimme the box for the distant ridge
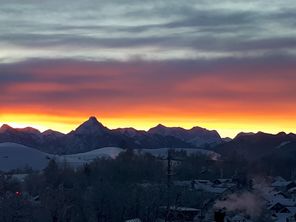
[148,124,222,147]
[213,131,296,160]
[0,117,220,154]
[1,117,295,155]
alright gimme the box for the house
[174,179,229,195]
[289,187,296,201]
[213,179,232,185]
[279,206,296,214]
[273,213,291,222]
[212,179,236,190]
[263,189,290,204]
[272,179,296,192]
[268,202,295,214]
[274,207,296,222]
[269,197,296,208]
[273,177,287,183]
[157,206,201,222]
[4,173,29,183]
[195,180,213,186]
[125,219,141,222]
[225,214,253,222]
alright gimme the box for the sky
[0,0,296,138]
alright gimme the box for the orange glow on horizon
[1,59,295,138]
[1,112,295,138]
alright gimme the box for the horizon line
[1,116,295,139]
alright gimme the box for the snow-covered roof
[159,206,200,212]
[195,179,213,185]
[213,178,232,183]
[232,214,246,220]
[288,187,296,193]
[213,183,236,188]
[280,206,296,214]
[263,189,289,202]
[125,218,141,222]
[268,198,296,209]
[274,213,290,222]
[272,180,294,188]
[10,173,29,182]
[273,176,287,183]
[227,214,253,222]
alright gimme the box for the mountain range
[212,131,296,161]
[1,117,295,162]
[0,116,223,154]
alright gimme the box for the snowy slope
[0,142,51,171]
[61,147,124,166]
[61,147,220,166]
[0,143,220,171]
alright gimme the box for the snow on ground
[0,143,220,171]
[61,147,124,166]
[0,142,51,171]
[275,141,291,149]
[61,147,220,167]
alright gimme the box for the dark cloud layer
[1,56,296,110]
[1,1,296,136]
[1,0,296,62]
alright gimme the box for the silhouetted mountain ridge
[1,117,295,157]
[148,124,222,147]
[212,131,296,160]
[0,117,208,154]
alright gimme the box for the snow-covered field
[61,147,124,166]
[0,142,51,171]
[0,142,220,171]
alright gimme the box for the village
[4,170,296,222]
[124,175,296,222]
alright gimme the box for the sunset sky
[1,0,296,138]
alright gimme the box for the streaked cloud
[0,0,296,137]
[1,0,296,62]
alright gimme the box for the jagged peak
[190,126,204,130]
[149,124,184,131]
[155,123,166,128]
[42,129,65,136]
[74,116,108,134]
[20,127,41,134]
[88,116,99,123]
[0,124,14,132]
[115,127,139,132]
[81,116,102,126]
[234,132,256,139]
[0,124,41,134]
[276,131,287,136]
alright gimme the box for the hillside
[0,142,50,171]
[212,132,296,160]
[0,142,220,171]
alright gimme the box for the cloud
[1,0,296,136]
[1,57,296,113]
[1,0,296,62]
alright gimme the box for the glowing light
[1,112,295,138]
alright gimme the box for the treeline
[0,150,258,222]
